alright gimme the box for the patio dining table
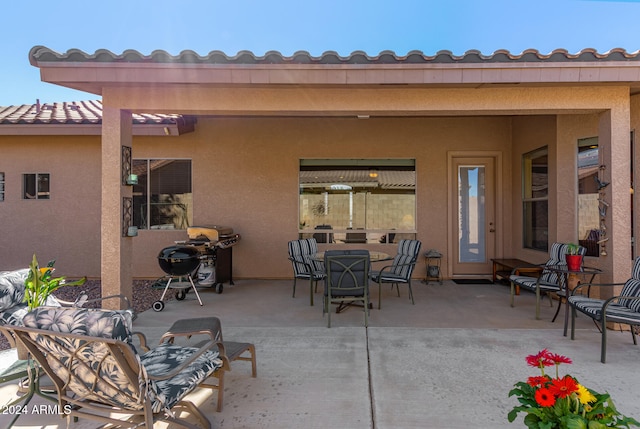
[312,251,392,263]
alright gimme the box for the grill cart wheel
[175,290,186,300]
[152,300,165,312]
[215,283,224,294]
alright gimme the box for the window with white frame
[522,147,548,251]
[299,159,416,244]
[0,172,4,201]
[132,159,192,230]
[23,173,50,200]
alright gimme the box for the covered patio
[2,279,639,428]
[17,46,640,305]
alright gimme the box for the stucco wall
[130,115,515,279]
[0,115,516,278]
[1,111,618,280]
[0,135,102,275]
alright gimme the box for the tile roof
[29,47,640,65]
[0,100,179,125]
[0,100,195,136]
[300,170,415,190]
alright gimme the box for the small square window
[23,173,50,200]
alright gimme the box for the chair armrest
[288,256,314,270]
[73,293,133,310]
[604,295,640,306]
[131,331,151,352]
[509,265,544,276]
[570,282,626,296]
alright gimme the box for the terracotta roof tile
[0,100,181,125]
[28,46,640,66]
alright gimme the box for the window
[522,148,548,251]
[299,159,416,244]
[0,172,4,201]
[23,173,50,200]
[132,159,192,230]
[577,137,600,257]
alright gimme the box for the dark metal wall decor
[597,163,609,256]
[122,197,133,237]
[121,146,132,185]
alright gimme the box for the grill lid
[187,225,234,242]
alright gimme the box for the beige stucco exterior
[1,47,639,305]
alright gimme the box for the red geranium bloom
[527,376,549,387]
[526,349,554,368]
[549,375,578,398]
[548,353,572,365]
[534,387,556,407]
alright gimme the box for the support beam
[599,106,632,286]
[101,106,133,309]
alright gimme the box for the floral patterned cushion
[140,344,222,412]
[0,269,29,311]
[21,307,222,415]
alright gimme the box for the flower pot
[565,254,583,271]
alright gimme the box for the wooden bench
[491,258,542,295]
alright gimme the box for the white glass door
[452,157,496,276]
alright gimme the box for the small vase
[565,254,583,271]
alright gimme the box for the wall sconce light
[126,174,138,185]
[369,169,379,178]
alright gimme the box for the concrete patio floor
[2,278,639,428]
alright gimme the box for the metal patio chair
[288,238,326,306]
[569,257,640,363]
[509,242,586,320]
[370,239,422,309]
[323,250,371,328]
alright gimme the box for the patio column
[599,106,632,286]
[101,106,133,309]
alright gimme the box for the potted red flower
[565,243,583,271]
[508,349,639,428]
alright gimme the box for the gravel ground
[0,279,172,351]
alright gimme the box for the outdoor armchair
[288,238,326,306]
[160,316,257,411]
[369,239,422,309]
[569,257,640,363]
[323,250,370,328]
[509,242,586,320]
[0,306,223,429]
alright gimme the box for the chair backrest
[324,250,370,297]
[313,224,333,243]
[288,238,323,276]
[391,239,422,279]
[619,257,640,311]
[539,242,586,285]
[18,307,145,411]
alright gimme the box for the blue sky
[1,0,640,106]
